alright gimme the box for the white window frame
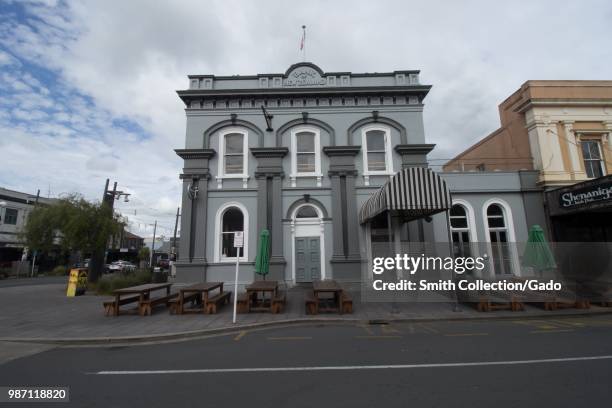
[214,201,249,263]
[580,139,606,179]
[290,126,322,187]
[361,125,393,185]
[481,198,520,277]
[217,127,249,189]
[450,200,478,243]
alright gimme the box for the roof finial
[300,25,306,62]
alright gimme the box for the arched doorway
[290,203,325,284]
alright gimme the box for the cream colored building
[445,80,612,188]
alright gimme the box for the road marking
[267,336,312,341]
[234,331,247,341]
[417,323,439,334]
[381,325,401,334]
[93,355,612,375]
[444,333,488,337]
[530,329,574,334]
[355,335,402,339]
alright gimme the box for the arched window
[214,202,249,262]
[296,205,319,218]
[361,125,393,183]
[486,203,513,275]
[450,204,471,257]
[218,128,248,178]
[290,126,322,187]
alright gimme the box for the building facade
[174,63,546,286]
[0,187,55,265]
[444,81,612,242]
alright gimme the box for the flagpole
[302,25,306,62]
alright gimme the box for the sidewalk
[1,282,611,344]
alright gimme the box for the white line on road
[93,355,612,375]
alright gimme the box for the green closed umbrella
[254,229,270,280]
[522,225,557,276]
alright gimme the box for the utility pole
[30,189,40,277]
[150,220,157,268]
[172,207,180,261]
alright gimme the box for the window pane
[222,208,243,232]
[296,205,318,218]
[296,132,315,152]
[451,217,468,229]
[366,130,386,151]
[225,133,243,154]
[487,204,503,217]
[297,153,315,173]
[488,216,505,228]
[367,152,386,171]
[225,156,244,174]
[450,205,466,217]
[589,142,601,159]
[4,208,18,225]
[222,233,241,258]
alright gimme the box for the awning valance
[359,167,452,224]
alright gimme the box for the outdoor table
[178,282,223,314]
[313,280,344,314]
[245,280,278,312]
[112,283,172,316]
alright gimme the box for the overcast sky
[1,0,611,238]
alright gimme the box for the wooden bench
[103,295,139,316]
[169,292,201,314]
[237,293,249,313]
[139,293,179,316]
[204,291,232,314]
[341,291,353,314]
[271,291,286,314]
[305,293,318,315]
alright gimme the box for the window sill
[216,175,250,189]
[362,172,393,186]
[289,173,323,187]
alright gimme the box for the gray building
[173,62,546,286]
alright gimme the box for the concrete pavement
[1,281,612,344]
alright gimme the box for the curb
[2,308,612,346]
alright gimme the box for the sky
[1,0,611,239]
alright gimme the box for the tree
[138,247,150,263]
[22,194,121,282]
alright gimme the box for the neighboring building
[119,231,144,251]
[444,80,612,187]
[444,81,612,243]
[174,63,546,286]
[0,187,55,265]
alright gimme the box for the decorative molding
[275,117,336,146]
[323,146,361,156]
[203,118,264,148]
[394,144,435,156]
[347,115,408,145]
[250,147,289,158]
[175,148,216,160]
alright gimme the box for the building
[174,63,546,286]
[0,187,55,265]
[444,81,612,242]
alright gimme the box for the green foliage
[49,265,68,276]
[138,246,150,262]
[22,194,121,257]
[95,269,152,295]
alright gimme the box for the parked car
[108,260,136,273]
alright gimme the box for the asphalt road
[1,315,612,407]
[0,276,66,288]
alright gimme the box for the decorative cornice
[175,148,216,160]
[250,147,289,158]
[394,144,435,155]
[323,146,361,156]
[328,169,359,177]
[179,173,210,180]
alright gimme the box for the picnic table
[312,280,343,313]
[176,282,225,314]
[245,280,278,312]
[108,283,173,316]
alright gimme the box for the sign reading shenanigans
[560,183,612,208]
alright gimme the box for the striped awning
[359,167,452,224]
